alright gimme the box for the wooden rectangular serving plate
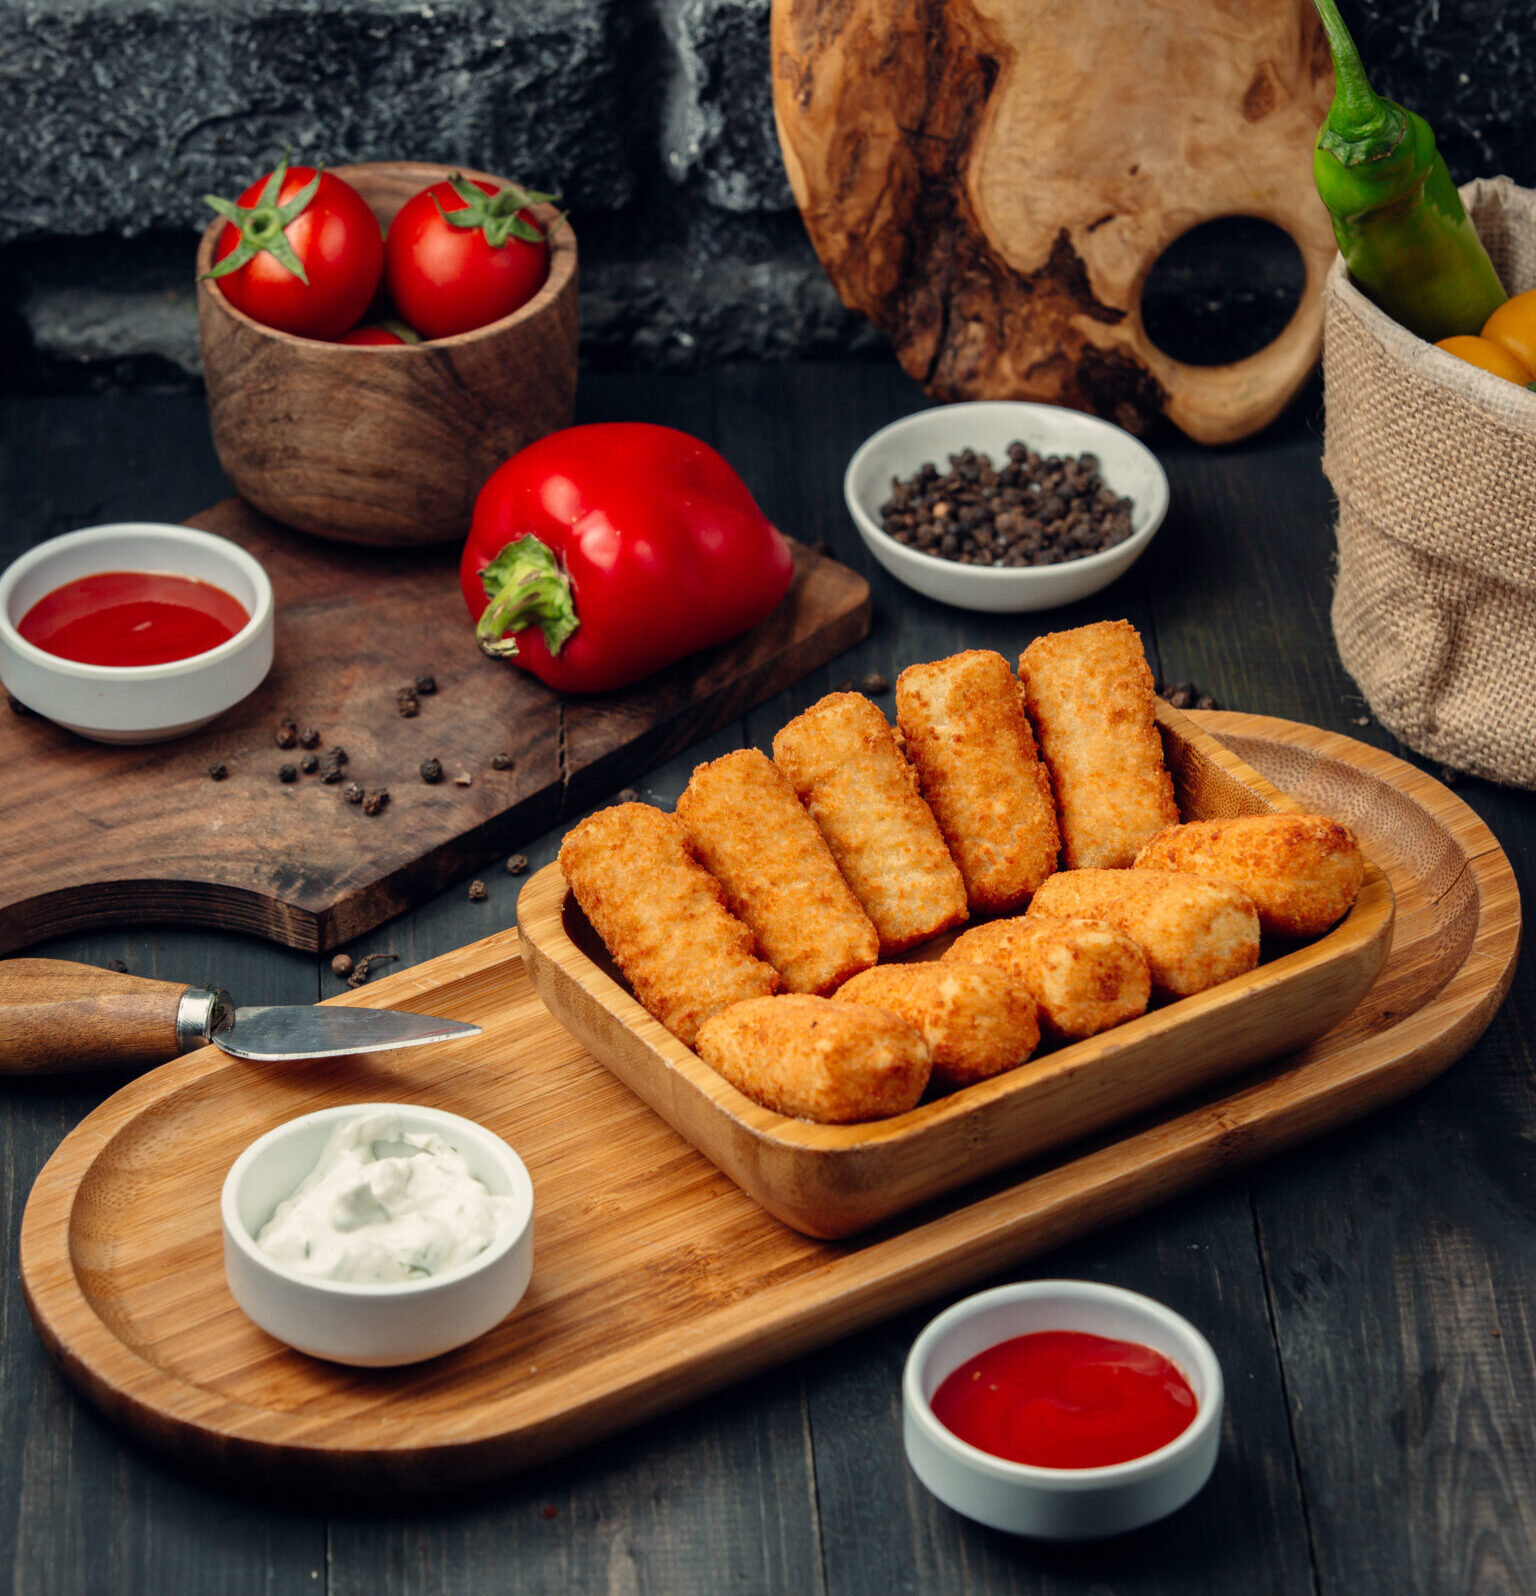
[517,705,1396,1238]
[18,715,1518,1495]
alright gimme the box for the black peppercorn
[344,782,364,804]
[362,788,390,816]
[414,671,437,696]
[617,787,638,803]
[420,756,443,784]
[278,763,298,783]
[469,880,487,901]
[300,753,319,774]
[861,672,890,695]
[506,853,529,876]
[298,726,320,749]
[275,720,298,749]
[397,694,420,719]
[208,761,228,781]
[490,752,512,771]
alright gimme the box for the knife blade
[0,957,481,1074]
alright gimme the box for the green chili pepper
[1311,0,1506,343]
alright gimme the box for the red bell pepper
[460,423,796,694]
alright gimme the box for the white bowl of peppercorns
[844,402,1169,612]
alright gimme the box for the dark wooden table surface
[2,362,1532,1596]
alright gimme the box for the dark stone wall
[1,0,1532,391]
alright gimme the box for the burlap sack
[1324,175,1536,786]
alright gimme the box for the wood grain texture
[16,715,1516,1495]
[0,498,869,958]
[0,958,191,1074]
[516,706,1395,1237]
[197,162,579,547]
[770,0,1338,443]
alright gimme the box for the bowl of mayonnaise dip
[222,1102,534,1366]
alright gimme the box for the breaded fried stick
[1028,868,1260,999]
[1134,813,1366,938]
[835,962,1039,1089]
[896,650,1060,913]
[945,914,1150,1041]
[1019,620,1178,868]
[695,994,931,1122]
[772,692,968,954]
[676,748,879,994]
[558,802,778,1047]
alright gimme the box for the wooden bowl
[196,161,579,547]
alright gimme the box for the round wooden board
[17,716,1520,1496]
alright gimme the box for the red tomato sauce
[930,1329,1197,1469]
[18,571,249,667]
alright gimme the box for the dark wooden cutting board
[0,499,869,954]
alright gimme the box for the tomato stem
[201,155,324,285]
[435,173,563,251]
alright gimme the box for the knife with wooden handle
[0,957,481,1074]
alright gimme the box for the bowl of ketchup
[0,523,273,743]
[903,1280,1223,1540]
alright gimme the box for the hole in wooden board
[1140,217,1307,367]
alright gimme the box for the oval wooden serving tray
[19,716,1518,1496]
[517,706,1394,1238]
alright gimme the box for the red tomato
[335,324,414,346]
[207,162,383,340]
[385,176,554,340]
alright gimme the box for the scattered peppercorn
[420,756,444,785]
[491,752,513,770]
[880,444,1135,567]
[278,763,297,783]
[362,788,390,816]
[861,672,890,695]
[298,726,320,749]
[415,671,437,696]
[1155,681,1222,712]
[300,753,319,774]
[397,693,420,719]
[106,958,128,973]
[835,679,855,693]
[208,761,228,781]
[320,748,348,783]
[346,951,399,988]
[1439,765,1462,787]
[330,953,354,978]
[617,787,638,803]
[344,782,365,804]
[469,879,487,901]
[8,695,32,716]
[506,853,529,876]
[275,720,298,749]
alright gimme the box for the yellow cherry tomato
[1480,289,1536,374]
[1434,333,1534,386]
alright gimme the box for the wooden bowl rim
[195,160,577,353]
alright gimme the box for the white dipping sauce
[256,1110,516,1283]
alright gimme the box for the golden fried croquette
[944,913,1151,1041]
[1133,813,1366,938]
[834,961,1039,1088]
[694,994,931,1122]
[1027,868,1260,998]
[558,803,779,1047]
[895,650,1060,913]
[676,748,879,994]
[1018,620,1178,868]
[772,691,968,954]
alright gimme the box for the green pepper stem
[475,535,580,660]
[1311,0,1401,154]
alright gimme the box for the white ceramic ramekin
[903,1279,1223,1539]
[844,402,1169,613]
[0,522,274,742]
[222,1102,535,1367]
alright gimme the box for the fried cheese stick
[944,913,1151,1041]
[834,962,1039,1089]
[895,650,1060,914]
[676,748,879,994]
[1133,813,1366,938]
[558,802,779,1047]
[695,994,931,1122]
[1018,620,1178,868]
[1027,868,1260,999]
[772,692,968,954]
